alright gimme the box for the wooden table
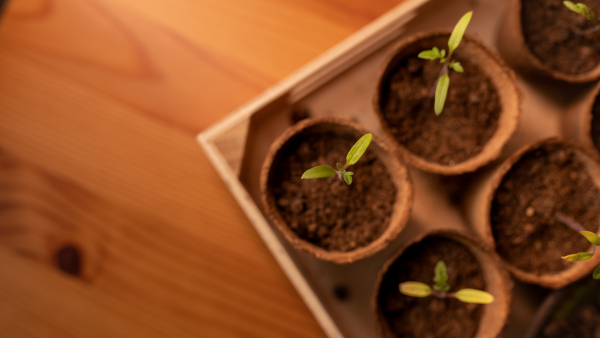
[0,0,402,336]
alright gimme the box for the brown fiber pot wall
[373,31,521,175]
[260,118,413,264]
[562,81,600,159]
[466,138,600,288]
[497,0,600,83]
[372,230,512,338]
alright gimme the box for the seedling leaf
[450,61,464,73]
[418,50,439,60]
[301,165,335,179]
[399,282,431,298]
[434,74,450,115]
[564,1,585,13]
[594,265,600,279]
[562,252,593,261]
[343,173,352,185]
[455,289,494,304]
[448,11,473,53]
[581,231,600,246]
[433,261,448,286]
[345,171,353,176]
[346,133,372,165]
[337,163,343,170]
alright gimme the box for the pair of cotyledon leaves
[417,11,472,115]
[562,231,600,279]
[300,133,372,185]
[399,260,495,304]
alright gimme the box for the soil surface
[491,143,600,274]
[591,94,600,151]
[380,36,500,165]
[378,236,486,338]
[269,132,396,252]
[522,0,600,74]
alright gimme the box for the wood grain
[0,0,402,336]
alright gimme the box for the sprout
[563,2,600,35]
[399,260,494,304]
[301,133,372,185]
[557,213,600,279]
[417,11,472,115]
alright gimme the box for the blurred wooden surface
[0,0,404,336]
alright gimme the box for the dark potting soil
[269,132,396,252]
[491,143,600,274]
[591,94,600,152]
[522,0,600,74]
[381,38,500,165]
[378,236,486,338]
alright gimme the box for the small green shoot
[301,133,372,185]
[399,260,494,304]
[557,213,600,279]
[563,2,600,35]
[417,11,472,115]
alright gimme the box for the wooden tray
[197,0,595,336]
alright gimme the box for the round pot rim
[513,0,600,83]
[579,81,600,155]
[259,117,413,264]
[483,137,600,288]
[372,30,521,175]
[371,229,512,338]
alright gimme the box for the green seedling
[557,212,600,279]
[301,133,372,185]
[399,260,494,304]
[418,11,472,115]
[564,1,600,35]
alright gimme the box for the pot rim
[371,229,512,338]
[372,30,521,175]
[483,137,600,288]
[259,117,413,264]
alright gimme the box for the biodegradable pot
[523,279,600,338]
[497,0,600,83]
[467,138,600,289]
[372,230,512,338]
[562,80,600,159]
[260,118,413,264]
[373,31,521,175]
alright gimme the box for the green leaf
[337,163,343,170]
[434,74,450,115]
[581,231,600,246]
[346,133,373,165]
[418,50,439,60]
[399,282,432,298]
[455,289,494,304]
[450,61,464,73]
[448,11,473,53]
[564,1,596,20]
[594,265,600,279]
[433,261,448,287]
[562,252,593,261]
[345,171,353,176]
[440,49,446,58]
[301,165,335,179]
[343,172,352,185]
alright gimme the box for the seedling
[301,133,372,185]
[563,1,600,35]
[557,212,600,279]
[418,11,472,115]
[399,260,494,304]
